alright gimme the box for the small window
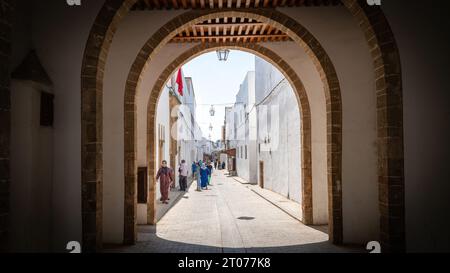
[245,145,248,159]
[40,92,54,127]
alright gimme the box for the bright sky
[183,50,255,142]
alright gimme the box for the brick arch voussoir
[81,1,373,252]
[121,8,343,245]
[342,0,405,253]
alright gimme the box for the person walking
[214,160,218,169]
[207,161,213,185]
[156,160,174,204]
[200,163,210,190]
[195,161,202,191]
[178,159,188,192]
[191,161,197,180]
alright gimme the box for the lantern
[216,49,230,61]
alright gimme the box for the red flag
[176,68,183,96]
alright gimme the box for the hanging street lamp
[209,123,213,131]
[216,49,230,61]
[209,105,215,116]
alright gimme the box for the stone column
[0,0,13,252]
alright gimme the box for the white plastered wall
[26,0,106,251]
[103,11,185,243]
[279,6,379,242]
[260,41,328,225]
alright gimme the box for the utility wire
[232,78,287,132]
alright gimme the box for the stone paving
[108,170,362,253]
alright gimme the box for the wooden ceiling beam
[236,24,243,42]
[258,23,266,42]
[171,34,290,42]
[223,22,227,42]
[200,25,205,42]
[196,22,264,28]
[215,25,220,38]
[133,0,342,9]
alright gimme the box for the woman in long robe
[199,163,210,190]
[156,160,174,204]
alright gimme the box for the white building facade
[138,69,204,224]
[255,57,302,204]
[225,72,258,184]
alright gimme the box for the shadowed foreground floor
[106,170,362,253]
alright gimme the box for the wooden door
[259,161,264,188]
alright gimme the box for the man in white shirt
[178,160,189,191]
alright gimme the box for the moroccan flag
[176,68,183,96]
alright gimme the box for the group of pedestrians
[213,159,226,170]
[155,159,216,204]
[192,160,213,191]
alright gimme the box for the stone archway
[122,9,342,248]
[342,1,405,253]
[143,41,313,234]
[81,0,404,253]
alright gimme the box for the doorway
[259,161,264,189]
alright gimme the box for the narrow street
[112,170,359,253]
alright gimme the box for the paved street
[110,170,360,253]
